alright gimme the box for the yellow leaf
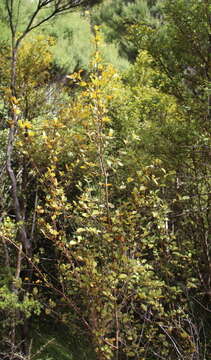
[11,96,18,104]
[102,116,111,123]
[14,106,21,115]
[80,81,87,87]
[18,120,32,129]
[127,177,134,183]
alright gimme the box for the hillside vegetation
[0,1,210,359]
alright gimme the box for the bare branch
[5,0,15,37]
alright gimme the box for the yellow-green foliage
[0,7,210,358]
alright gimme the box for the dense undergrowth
[0,1,210,359]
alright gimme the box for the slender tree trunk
[7,41,32,256]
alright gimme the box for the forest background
[0,0,210,359]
